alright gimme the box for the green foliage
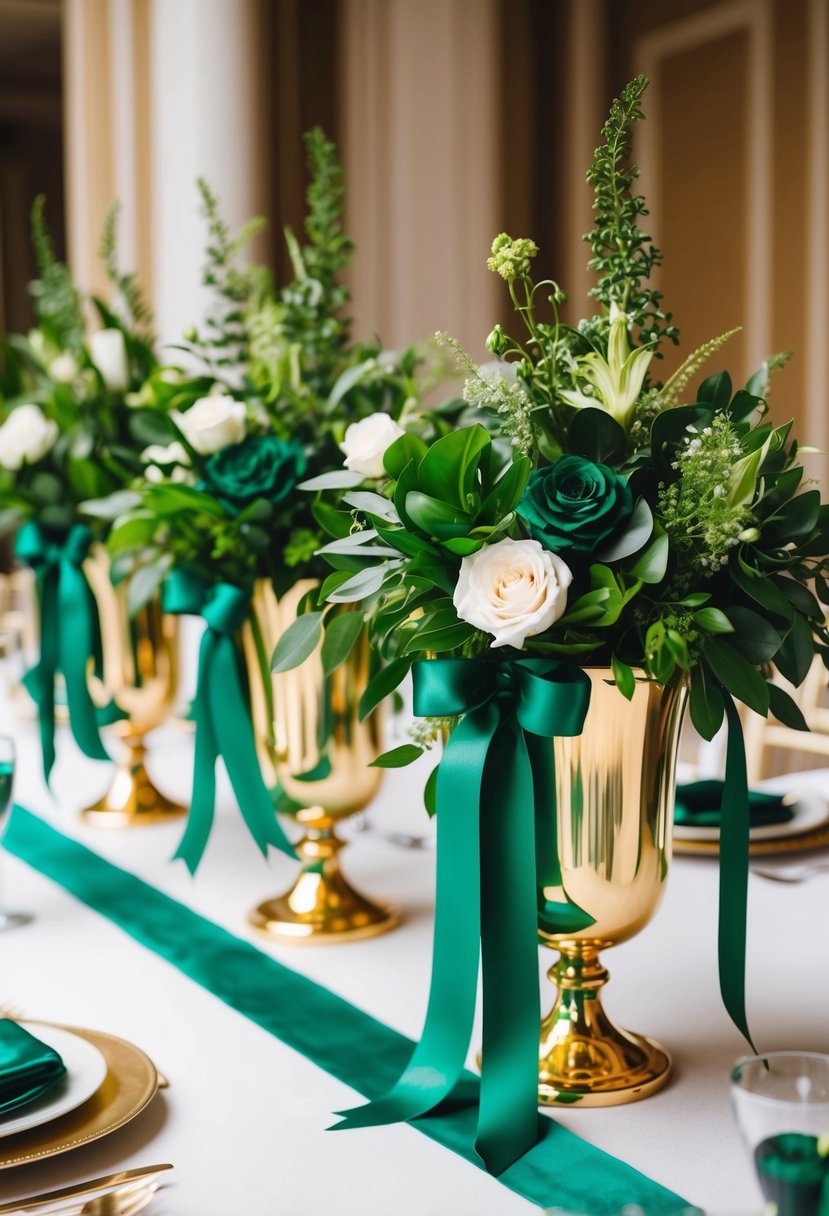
[28,196,85,350]
[584,75,679,352]
[98,202,153,333]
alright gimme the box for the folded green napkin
[0,1020,67,1115]
[674,779,794,830]
[754,1132,829,1216]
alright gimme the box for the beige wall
[56,0,829,480]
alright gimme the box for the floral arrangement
[299,77,828,753]
[0,200,160,776]
[304,76,829,1173]
[102,130,443,612]
[94,129,449,869]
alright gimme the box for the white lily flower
[558,303,654,429]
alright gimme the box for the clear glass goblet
[0,736,32,930]
[731,1052,829,1216]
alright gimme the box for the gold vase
[245,581,399,944]
[80,548,185,827]
[536,669,687,1106]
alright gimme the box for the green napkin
[674,779,794,830]
[755,1132,829,1216]
[0,1020,67,1115]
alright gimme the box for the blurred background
[0,0,825,480]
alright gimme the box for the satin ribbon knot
[162,570,295,873]
[333,655,591,1175]
[15,521,110,781]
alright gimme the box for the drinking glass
[0,736,32,930]
[731,1052,829,1216]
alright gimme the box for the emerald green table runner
[5,806,695,1215]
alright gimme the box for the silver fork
[751,860,829,884]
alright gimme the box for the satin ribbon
[333,656,591,1175]
[15,522,111,781]
[162,570,295,874]
[718,695,757,1051]
[4,806,694,1214]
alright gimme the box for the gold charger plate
[0,1025,158,1170]
[674,820,829,857]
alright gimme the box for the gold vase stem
[249,809,399,944]
[81,727,185,828]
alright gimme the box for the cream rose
[141,441,192,485]
[48,352,79,384]
[453,537,572,650]
[172,395,247,455]
[89,328,129,392]
[340,414,405,479]
[0,403,59,471]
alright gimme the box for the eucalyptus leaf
[596,498,653,562]
[689,663,724,741]
[298,470,365,492]
[270,611,324,673]
[126,559,168,619]
[80,490,143,519]
[321,611,364,674]
[767,683,809,731]
[358,657,411,721]
[369,744,424,769]
[341,491,400,522]
[326,565,388,603]
[703,637,769,716]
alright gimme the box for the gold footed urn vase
[245,581,398,944]
[81,548,185,827]
[536,669,687,1106]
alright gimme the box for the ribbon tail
[718,694,757,1051]
[332,706,496,1131]
[58,562,110,764]
[476,720,541,1174]
[211,637,295,860]
[528,736,595,936]
[27,572,58,784]
[174,632,221,875]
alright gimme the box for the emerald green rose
[517,455,633,555]
[203,435,306,510]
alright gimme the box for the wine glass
[0,736,32,930]
[731,1052,829,1215]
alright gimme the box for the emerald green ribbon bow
[162,570,295,874]
[14,521,111,782]
[333,656,591,1176]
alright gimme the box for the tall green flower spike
[558,303,653,429]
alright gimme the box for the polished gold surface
[0,1164,171,1212]
[537,669,687,1106]
[246,581,398,944]
[82,549,184,827]
[0,1024,159,1169]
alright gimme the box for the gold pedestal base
[537,951,672,1107]
[81,741,186,828]
[248,810,399,944]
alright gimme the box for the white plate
[674,790,829,843]
[0,1023,108,1138]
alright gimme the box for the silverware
[80,1181,159,1216]
[0,1166,171,1214]
[751,860,829,883]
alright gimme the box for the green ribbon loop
[718,694,757,1052]
[333,656,591,1176]
[162,570,295,874]
[15,521,110,782]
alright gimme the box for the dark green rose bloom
[517,455,633,554]
[203,435,307,510]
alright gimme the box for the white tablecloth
[0,712,827,1216]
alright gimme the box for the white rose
[141,441,192,484]
[0,404,59,471]
[453,537,572,650]
[340,414,405,479]
[172,396,247,455]
[48,352,79,384]
[89,328,129,392]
